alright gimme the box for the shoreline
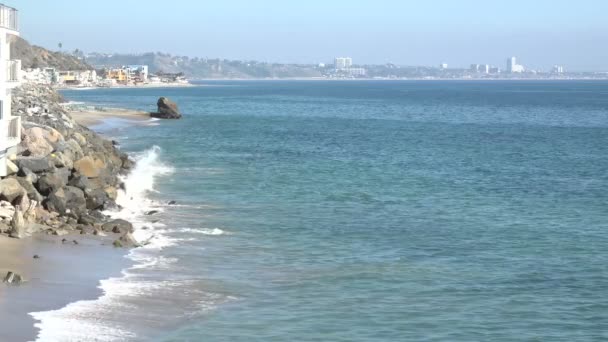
[58,82,195,91]
[68,107,153,127]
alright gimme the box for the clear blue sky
[11,0,608,71]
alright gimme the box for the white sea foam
[178,227,229,236]
[30,146,177,341]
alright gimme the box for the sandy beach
[70,108,152,127]
[0,234,128,341]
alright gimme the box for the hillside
[11,37,92,71]
[85,52,324,79]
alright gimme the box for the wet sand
[0,234,129,341]
[70,108,151,127]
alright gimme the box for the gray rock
[53,228,69,236]
[114,232,140,248]
[17,167,38,184]
[67,174,91,191]
[0,178,26,204]
[78,213,102,226]
[0,222,9,234]
[15,177,44,203]
[77,224,95,235]
[101,219,133,234]
[15,156,54,173]
[3,272,23,285]
[37,168,69,196]
[45,186,87,218]
[85,188,109,210]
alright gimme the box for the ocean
[33,81,608,341]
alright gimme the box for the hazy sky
[12,0,608,71]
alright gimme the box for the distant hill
[85,52,324,79]
[11,37,93,71]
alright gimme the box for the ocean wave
[178,227,229,236]
[30,145,179,341]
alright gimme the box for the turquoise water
[55,81,608,341]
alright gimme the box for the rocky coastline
[1,83,140,260]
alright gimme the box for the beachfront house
[0,4,20,176]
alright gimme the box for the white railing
[7,59,20,82]
[0,4,17,31]
[0,116,21,151]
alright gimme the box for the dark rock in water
[4,271,24,285]
[73,240,78,245]
[120,154,135,171]
[168,200,177,205]
[150,97,182,119]
[102,219,133,234]
[112,240,122,248]
[61,238,68,243]
[33,255,40,259]
[15,156,54,173]
[145,210,159,216]
[114,232,140,248]
[3,271,23,285]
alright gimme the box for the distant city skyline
[12,0,608,71]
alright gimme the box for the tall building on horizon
[507,57,524,73]
[334,57,353,70]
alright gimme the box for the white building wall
[0,6,21,177]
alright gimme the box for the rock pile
[3,83,136,245]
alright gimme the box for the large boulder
[74,156,106,178]
[113,232,140,248]
[15,157,54,173]
[21,127,54,157]
[102,219,133,234]
[45,186,86,218]
[15,177,44,203]
[85,188,109,210]
[0,178,26,204]
[67,174,91,191]
[36,168,70,196]
[150,97,182,119]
